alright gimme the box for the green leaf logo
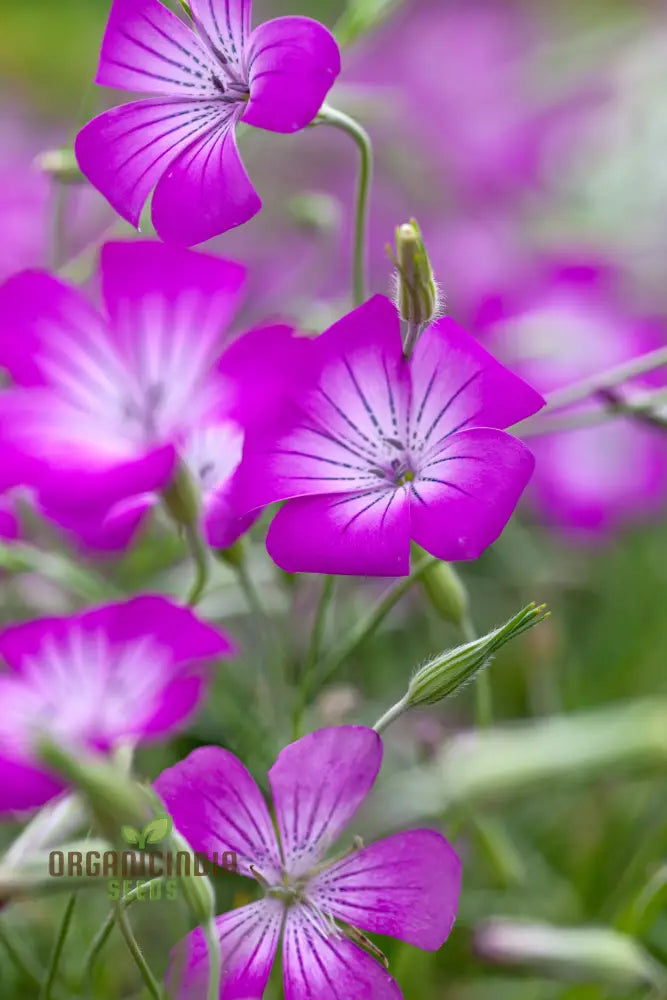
[121,815,173,850]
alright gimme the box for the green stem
[403,320,423,358]
[114,899,162,999]
[0,921,43,991]
[373,694,410,734]
[185,524,209,606]
[293,575,336,738]
[299,554,438,711]
[40,891,77,1000]
[80,879,162,988]
[204,917,221,1000]
[316,103,373,305]
[524,345,667,420]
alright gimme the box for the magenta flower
[155,726,461,1000]
[0,596,233,815]
[484,260,667,534]
[237,296,544,576]
[75,0,340,246]
[0,240,248,518]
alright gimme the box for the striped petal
[283,906,402,1000]
[268,727,382,879]
[189,0,251,74]
[75,97,232,230]
[309,829,461,950]
[167,900,282,1000]
[96,0,222,97]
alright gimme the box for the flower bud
[162,462,201,528]
[412,545,468,626]
[36,738,150,844]
[288,192,341,235]
[35,148,85,184]
[407,603,549,707]
[388,218,438,326]
[475,920,666,991]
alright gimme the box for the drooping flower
[236,295,545,576]
[75,0,341,246]
[484,260,667,534]
[0,595,233,814]
[0,240,251,524]
[155,726,461,1000]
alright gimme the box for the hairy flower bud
[408,604,549,707]
[162,462,201,527]
[388,218,439,326]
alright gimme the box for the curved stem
[185,524,209,606]
[80,879,162,988]
[40,891,77,1000]
[373,694,409,734]
[114,899,162,999]
[298,555,438,713]
[204,917,221,1000]
[292,575,336,738]
[316,103,373,305]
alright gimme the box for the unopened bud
[214,537,245,568]
[388,218,438,325]
[162,462,201,527]
[288,192,341,235]
[35,148,85,184]
[475,920,666,991]
[413,545,468,626]
[408,603,549,707]
[36,738,150,844]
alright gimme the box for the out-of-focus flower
[75,0,341,246]
[155,726,461,1000]
[0,240,246,518]
[486,260,667,534]
[0,595,233,814]
[238,295,544,576]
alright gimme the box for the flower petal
[189,0,251,72]
[0,270,109,387]
[75,97,230,229]
[268,726,382,878]
[96,0,221,97]
[101,240,245,387]
[167,900,282,1000]
[151,111,261,244]
[154,745,282,880]
[244,16,341,133]
[283,906,402,1000]
[309,829,461,950]
[235,296,409,512]
[408,316,545,446]
[410,427,535,560]
[267,488,411,576]
[0,757,65,815]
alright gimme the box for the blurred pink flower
[485,260,667,534]
[0,595,233,814]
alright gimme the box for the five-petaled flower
[0,596,233,814]
[75,0,341,246]
[237,295,545,576]
[155,726,461,1000]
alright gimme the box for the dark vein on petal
[343,356,383,436]
[421,369,483,443]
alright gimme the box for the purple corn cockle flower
[0,596,233,814]
[236,295,545,576]
[155,726,461,999]
[75,0,341,246]
[484,260,667,535]
[0,242,292,547]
